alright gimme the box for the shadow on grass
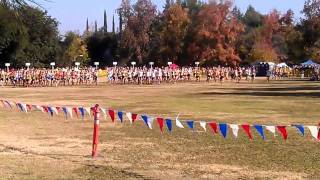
[200,85,320,97]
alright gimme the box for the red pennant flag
[208,122,218,134]
[26,104,32,111]
[108,109,115,122]
[56,107,61,111]
[42,106,48,113]
[73,107,79,118]
[132,113,138,123]
[277,126,288,140]
[157,117,164,133]
[241,124,253,140]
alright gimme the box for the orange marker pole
[92,104,100,157]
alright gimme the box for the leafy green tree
[0,5,27,67]
[62,31,88,66]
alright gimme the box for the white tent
[301,60,319,67]
[276,62,289,68]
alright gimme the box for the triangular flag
[100,108,107,119]
[241,124,253,140]
[42,106,48,113]
[175,115,184,128]
[36,105,44,113]
[16,103,23,112]
[26,104,32,112]
[165,119,172,132]
[73,107,79,118]
[293,125,305,136]
[277,126,288,140]
[78,107,85,119]
[208,122,218,134]
[51,107,58,115]
[266,125,276,136]
[126,112,133,123]
[307,126,319,140]
[56,106,61,112]
[62,107,68,118]
[85,107,91,117]
[200,121,207,132]
[4,101,12,109]
[254,125,265,140]
[186,121,194,130]
[118,111,123,123]
[66,107,73,118]
[219,123,228,138]
[157,118,164,133]
[132,113,138,123]
[141,115,149,128]
[147,117,154,129]
[229,124,239,138]
[108,109,115,122]
[47,107,54,116]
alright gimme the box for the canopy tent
[169,63,179,69]
[276,62,289,68]
[301,60,319,67]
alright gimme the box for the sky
[41,0,306,35]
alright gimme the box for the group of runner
[0,65,298,87]
[106,66,257,85]
[0,68,98,87]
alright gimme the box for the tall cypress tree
[95,20,97,32]
[119,13,123,34]
[104,10,108,32]
[112,14,115,33]
[86,17,89,32]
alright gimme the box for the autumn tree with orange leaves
[188,1,244,66]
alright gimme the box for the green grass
[0,78,319,179]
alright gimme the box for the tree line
[1,0,320,68]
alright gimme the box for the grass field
[0,78,319,179]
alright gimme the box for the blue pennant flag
[254,125,265,140]
[141,115,149,128]
[219,123,228,138]
[186,121,194,130]
[293,124,305,136]
[78,107,85,119]
[17,103,23,112]
[62,107,68,118]
[47,107,54,116]
[118,111,123,123]
[165,119,172,132]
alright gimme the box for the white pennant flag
[200,121,207,132]
[126,112,133,123]
[21,103,28,113]
[100,108,107,119]
[52,107,59,115]
[66,107,73,118]
[85,107,91,117]
[307,126,319,140]
[229,124,239,138]
[266,126,276,136]
[147,117,154,129]
[175,114,184,128]
[35,105,44,113]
